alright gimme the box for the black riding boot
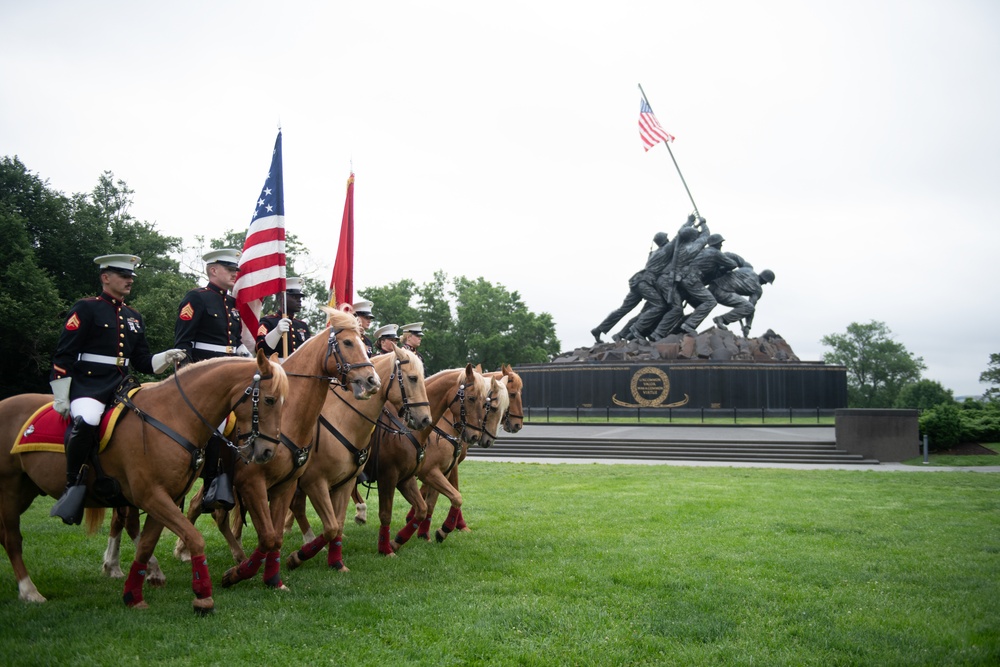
[201,434,235,511]
[50,416,97,525]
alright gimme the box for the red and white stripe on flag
[234,214,286,349]
[639,99,675,152]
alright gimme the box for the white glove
[235,344,253,358]
[50,377,72,417]
[264,318,292,349]
[152,348,187,374]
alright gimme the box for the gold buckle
[226,346,234,354]
[116,357,126,367]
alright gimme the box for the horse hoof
[458,526,472,533]
[102,565,124,579]
[378,549,397,558]
[193,598,214,615]
[417,533,430,542]
[354,516,366,525]
[435,530,447,543]
[130,600,149,610]
[285,552,302,571]
[329,562,350,573]
[147,574,167,588]
[221,567,240,588]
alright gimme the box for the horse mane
[319,306,363,336]
[394,345,425,377]
[156,355,288,399]
[486,374,510,417]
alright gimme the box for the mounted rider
[256,276,312,358]
[352,299,375,357]
[49,254,185,525]
[173,248,249,511]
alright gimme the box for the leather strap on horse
[315,413,370,493]
[432,424,463,476]
[267,433,312,490]
[116,391,203,503]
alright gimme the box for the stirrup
[50,484,87,525]
[202,472,235,511]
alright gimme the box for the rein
[325,356,429,435]
[172,362,277,464]
[284,324,374,387]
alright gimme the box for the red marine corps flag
[233,131,287,348]
[327,172,355,314]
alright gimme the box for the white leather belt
[194,342,235,354]
[78,353,129,367]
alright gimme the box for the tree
[821,321,926,408]
[360,273,560,372]
[0,156,190,397]
[980,353,1000,402]
[894,379,954,410]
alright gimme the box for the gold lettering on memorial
[612,367,689,408]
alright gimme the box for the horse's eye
[343,339,354,347]
[264,397,276,406]
[408,375,418,383]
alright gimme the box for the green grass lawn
[903,443,1000,467]
[1,462,997,666]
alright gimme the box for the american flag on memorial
[639,98,675,151]
[233,131,286,349]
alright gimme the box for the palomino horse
[285,364,500,559]
[413,365,523,541]
[391,369,510,548]
[283,345,432,572]
[0,351,287,613]
[122,310,380,590]
[364,366,501,556]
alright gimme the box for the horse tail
[84,507,107,536]
[229,496,244,533]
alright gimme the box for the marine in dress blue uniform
[174,248,248,362]
[399,322,426,373]
[173,248,248,511]
[352,299,375,357]
[256,276,312,357]
[371,323,399,357]
[49,254,185,525]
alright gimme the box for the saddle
[12,387,237,505]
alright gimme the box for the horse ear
[474,364,483,373]
[269,352,280,364]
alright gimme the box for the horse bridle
[446,380,499,444]
[503,389,523,432]
[172,365,280,464]
[323,325,375,387]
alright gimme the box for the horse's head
[500,364,524,433]
[319,307,380,399]
[384,346,433,431]
[450,364,494,446]
[229,350,289,465]
[477,375,510,449]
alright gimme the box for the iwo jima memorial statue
[514,86,847,413]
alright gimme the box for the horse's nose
[255,447,276,464]
[410,414,432,431]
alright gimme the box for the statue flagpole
[638,83,700,219]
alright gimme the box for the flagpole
[638,83,700,218]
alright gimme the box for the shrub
[919,403,963,450]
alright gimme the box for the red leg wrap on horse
[236,548,267,581]
[394,519,419,545]
[122,560,147,607]
[191,554,212,599]
[263,550,282,588]
[455,509,467,531]
[297,535,329,562]
[405,507,415,523]
[378,525,393,554]
[441,506,461,534]
[418,513,432,539]
[326,535,344,568]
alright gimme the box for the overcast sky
[3,1,998,397]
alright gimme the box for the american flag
[233,131,286,349]
[639,99,675,151]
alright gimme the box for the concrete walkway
[473,424,1000,473]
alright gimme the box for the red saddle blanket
[11,390,235,455]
